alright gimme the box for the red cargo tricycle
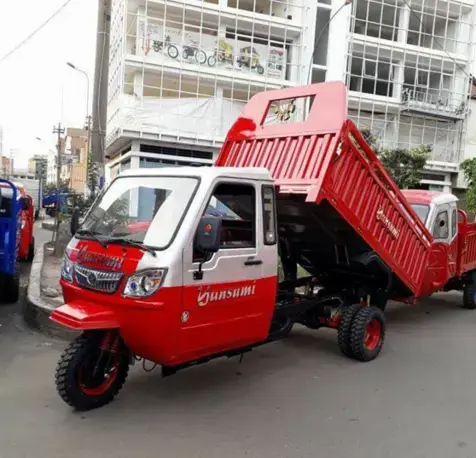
[51,82,476,410]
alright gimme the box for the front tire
[349,306,386,362]
[195,50,207,64]
[208,55,217,66]
[55,333,130,411]
[168,45,179,59]
[463,281,476,309]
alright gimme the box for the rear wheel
[55,332,130,411]
[4,266,20,303]
[463,281,476,309]
[349,306,386,362]
[27,237,35,262]
[337,304,361,357]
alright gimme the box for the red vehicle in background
[50,82,476,411]
[14,183,35,261]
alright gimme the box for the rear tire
[337,304,361,357]
[27,237,35,262]
[463,281,476,309]
[55,333,130,411]
[4,267,20,303]
[349,306,386,362]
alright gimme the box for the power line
[0,0,76,65]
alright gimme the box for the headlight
[123,269,166,297]
[21,220,25,230]
[61,253,74,283]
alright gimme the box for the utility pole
[85,114,92,197]
[53,122,65,255]
[91,0,112,192]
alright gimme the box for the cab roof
[402,189,458,206]
[119,166,274,182]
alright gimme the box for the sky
[0,0,97,168]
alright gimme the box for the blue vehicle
[0,179,29,303]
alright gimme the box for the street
[0,226,476,458]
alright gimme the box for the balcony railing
[401,88,466,120]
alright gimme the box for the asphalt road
[2,226,476,457]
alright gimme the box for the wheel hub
[78,351,119,396]
[364,318,381,351]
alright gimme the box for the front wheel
[168,45,179,59]
[207,55,217,67]
[463,281,476,309]
[55,332,130,411]
[195,50,207,64]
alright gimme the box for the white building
[342,0,475,192]
[106,0,314,179]
[105,0,476,192]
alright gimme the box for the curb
[41,221,55,231]
[23,241,79,341]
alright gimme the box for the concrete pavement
[2,223,476,458]
[3,282,476,456]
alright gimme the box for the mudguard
[50,301,119,330]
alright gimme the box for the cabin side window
[410,204,430,224]
[433,210,449,240]
[193,182,256,262]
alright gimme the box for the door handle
[244,259,263,266]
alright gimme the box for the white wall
[326,0,352,81]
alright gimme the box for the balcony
[400,88,466,120]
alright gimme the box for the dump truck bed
[216,82,433,297]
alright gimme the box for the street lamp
[66,62,90,121]
[66,62,91,197]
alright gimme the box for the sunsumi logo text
[197,283,256,307]
[376,208,400,239]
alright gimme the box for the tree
[360,128,431,190]
[460,158,476,213]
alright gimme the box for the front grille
[75,264,123,294]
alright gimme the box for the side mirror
[21,197,30,211]
[70,207,80,236]
[195,216,222,255]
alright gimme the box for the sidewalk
[24,225,79,340]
